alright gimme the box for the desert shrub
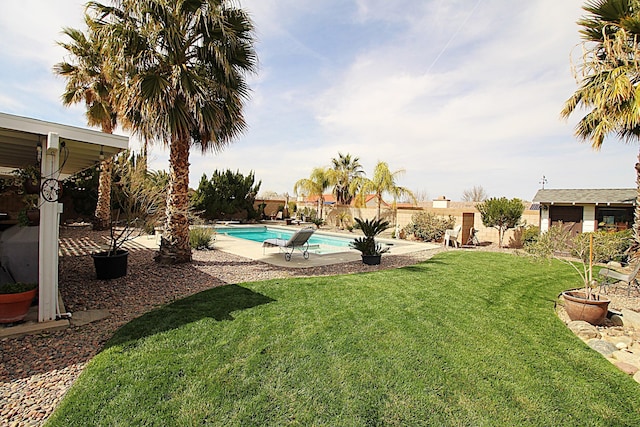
[522,225,540,245]
[189,227,216,250]
[594,229,633,264]
[403,212,455,242]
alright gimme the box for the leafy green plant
[189,227,216,250]
[403,212,455,242]
[0,282,37,294]
[350,217,390,256]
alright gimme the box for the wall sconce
[541,205,548,211]
[99,146,104,161]
[36,143,42,162]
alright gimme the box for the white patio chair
[443,225,462,248]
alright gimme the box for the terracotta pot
[0,288,37,323]
[562,291,611,325]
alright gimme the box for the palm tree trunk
[632,150,640,263]
[155,137,192,264]
[94,158,112,231]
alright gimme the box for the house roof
[0,112,128,177]
[532,189,636,205]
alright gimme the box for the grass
[47,251,640,426]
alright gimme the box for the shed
[0,112,128,324]
[532,188,636,234]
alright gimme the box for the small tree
[191,170,261,220]
[476,197,525,248]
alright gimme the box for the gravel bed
[1,228,442,426]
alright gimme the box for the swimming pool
[215,226,354,255]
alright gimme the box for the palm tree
[87,0,257,264]
[358,161,417,219]
[54,20,118,231]
[329,152,365,205]
[294,167,332,219]
[561,0,640,256]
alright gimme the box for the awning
[0,111,128,323]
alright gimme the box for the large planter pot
[562,291,611,325]
[362,254,382,265]
[92,249,129,280]
[0,288,37,324]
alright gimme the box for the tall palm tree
[329,152,365,205]
[294,167,332,219]
[358,161,416,219]
[54,20,118,231]
[88,0,257,264]
[561,0,640,256]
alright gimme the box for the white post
[38,132,62,322]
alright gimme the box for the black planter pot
[92,249,129,280]
[361,254,382,265]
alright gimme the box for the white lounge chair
[262,227,315,261]
[443,225,462,248]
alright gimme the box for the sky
[1,0,639,202]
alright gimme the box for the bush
[593,229,633,264]
[403,212,455,242]
[189,227,216,250]
[522,225,540,245]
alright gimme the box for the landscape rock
[612,350,640,368]
[568,320,601,340]
[587,339,618,356]
[621,309,640,330]
[603,334,633,348]
[614,361,638,375]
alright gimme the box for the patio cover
[0,112,128,322]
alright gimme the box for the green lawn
[47,251,640,426]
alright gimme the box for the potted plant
[13,164,41,195]
[524,224,626,325]
[350,217,391,265]
[0,282,38,323]
[92,152,166,280]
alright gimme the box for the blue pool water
[216,226,353,254]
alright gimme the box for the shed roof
[532,189,636,205]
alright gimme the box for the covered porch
[0,112,128,333]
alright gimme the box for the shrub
[593,229,633,264]
[403,212,455,242]
[189,227,216,250]
[522,225,540,245]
